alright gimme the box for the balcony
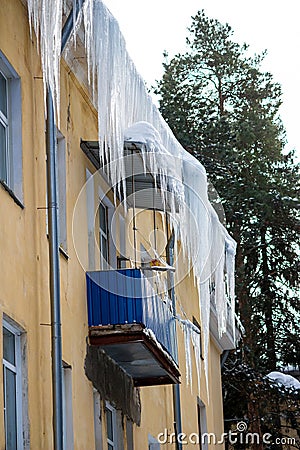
[86,269,180,386]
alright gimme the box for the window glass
[148,434,160,450]
[0,71,7,116]
[93,390,102,450]
[3,321,25,450]
[0,52,23,201]
[198,400,208,450]
[100,203,107,233]
[106,407,113,442]
[4,367,17,450]
[56,132,67,252]
[3,327,15,365]
[62,364,74,450]
[101,234,108,264]
[0,121,7,181]
[99,203,109,268]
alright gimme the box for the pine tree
[156,9,300,371]
[156,10,300,444]
[222,351,300,450]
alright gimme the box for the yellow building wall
[0,1,228,449]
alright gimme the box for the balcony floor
[89,323,180,386]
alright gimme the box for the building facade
[0,1,239,448]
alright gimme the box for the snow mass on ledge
[267,372,300,390]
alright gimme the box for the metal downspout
[61,0,84,51]
[46,89,63,450]
[166,228,183,450]
[46,2,84,448]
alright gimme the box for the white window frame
[105,402,117,450]
[93,389,103,450]
[0,51,23,202]
[99,202,109,270]
[0,69,9,184]
[198,398,208,450]
[45,130,68,254]
[86,169,96,270]
[62,363,74,450]
[56,130,67,253]
[2,319,23,450]
[98,187,117,270]
[148,434,160,450]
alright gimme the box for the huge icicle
[177,317,202,391]
[27,0,65,121]
[27,0,238,395]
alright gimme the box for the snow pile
[26,0,237,394]
[267,371,300,390]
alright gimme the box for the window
[94,396,127,450]
[99,202,109,269]
[45,130,67,253]
[0,71,9,183]
[56,131,67,253]
[0,51,23,202]
[193,317,204,360]
[148,434,160,450]
[3,320,23,449]
[86,169,96,271]
[93,390,103,450]
[62,363,74,450]
[126,420,134,450]
[197,399,208,450]
[105,403,117,450]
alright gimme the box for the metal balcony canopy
[80,140,178,211]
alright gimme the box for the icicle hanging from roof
[26,0,237,396]
[27,0,66,122]
[177,317,202,391]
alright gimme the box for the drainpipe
[221,350,229,369]
[46,2,85,449]
[61,0,84,51]
[166,228,183,450]
[46,89,63,450]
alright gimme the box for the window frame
[0,51,23,204]
[45,129,68,256]
[93,389,103,450]
[148,434,161,450]
[62,362,74,450]
[2,319,23,450]
[197,398,208,450]
[56,130,67,254]
[105,402,117,450]
[0,69,9,185]
[99,202,109,269]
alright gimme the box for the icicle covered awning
[27,0,238,390]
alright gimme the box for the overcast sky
[104,0,300,157]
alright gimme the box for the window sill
[0,180,24,209]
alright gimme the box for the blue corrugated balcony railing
[86,268,179,386]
